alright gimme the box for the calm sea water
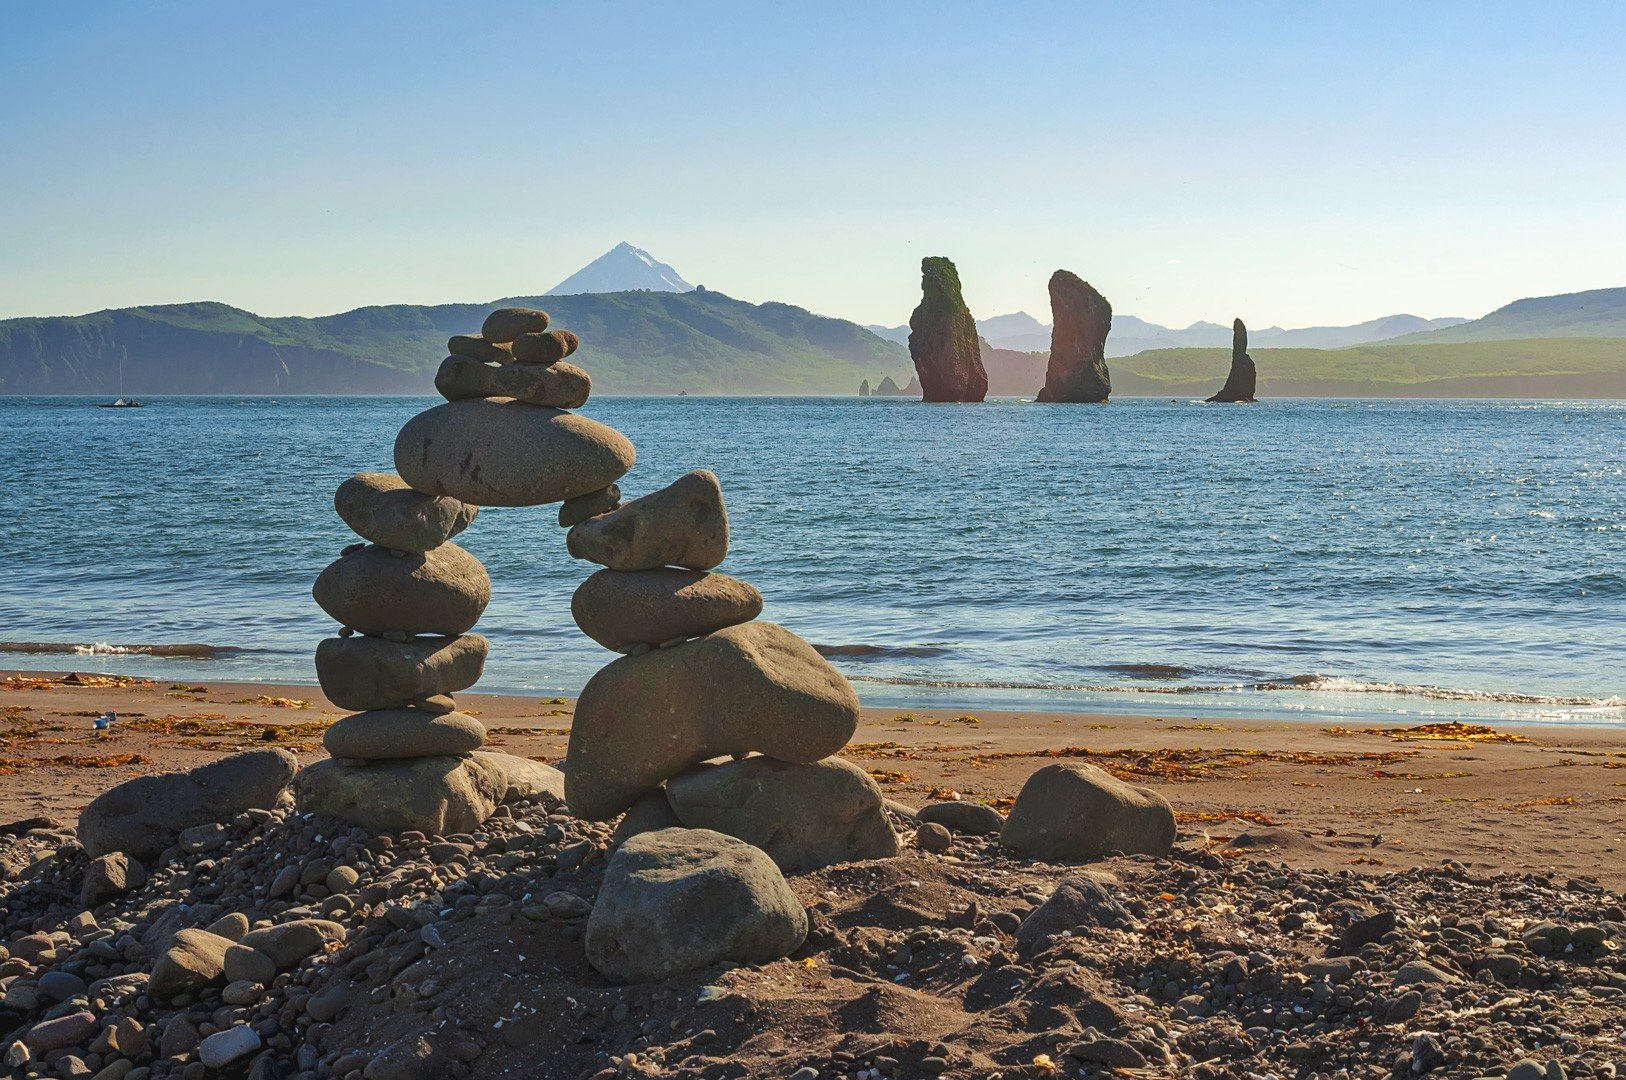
[0,396,1621,725]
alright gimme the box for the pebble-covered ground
[3,797,1623,1080]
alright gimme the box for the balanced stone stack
[296,306,633,835]
[562,467,899,873]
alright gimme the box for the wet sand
[3,668,1622,889]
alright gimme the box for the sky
[2,2,1624,329]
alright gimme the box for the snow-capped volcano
[546,242,694,295]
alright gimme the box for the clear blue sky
[3,1,1623,328]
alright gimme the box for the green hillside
[0,290,911,395]
[1393,286,1626,344]
[1112,338,1626,398]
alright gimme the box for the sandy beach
[6,667,1622,890]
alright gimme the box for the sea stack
[907,257,987,403]
[1206,318,1258,402]
[1036,270,1112,403]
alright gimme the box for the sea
[1,395,1621,727]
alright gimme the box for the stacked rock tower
[296,305,893,864]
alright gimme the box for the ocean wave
[0,641,243,659]
[847,671,1624,709]
[814,644,949,659]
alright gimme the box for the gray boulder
[295,751,562,835]
[571,568,762,652]
[566,470,728,572]
[333,472,476,553]
[394,399,635,508]
[511,329,580,365]
[434,355,591,409]
[917,800,1005,836]
[238,919,345,970]
[1001,763,1175,862]
[79,749,296,859]
[447,333,510,363]
[322,710,485,759]
[565,622,859,820]
[149,928,233,998]
[314,634,488,712]
[585,828,808,982]
[665,756,899,871]
[81,852,147,907]
[312,543,489,637]
[1015,874,1134,955]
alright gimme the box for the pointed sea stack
[907,257,987,403]
[1036,270,1112,403]
[1206,318,1258,402]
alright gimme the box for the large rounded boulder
[664,756,899,871]
[584,828,808,983]
[394,399,634,508]
[564,621,860,820]
[314,634,488,712]
[294,751,563,835]
[1000,763,1176,862]
[79,749,297,859]
[312,543,490,636]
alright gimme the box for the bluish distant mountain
[547,242,694,295]
[1392,286,1626,343]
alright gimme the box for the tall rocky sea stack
[1036,269,1112,403]
[1206,318,1258,402]
[907,256,987,402]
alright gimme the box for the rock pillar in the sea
[907,257,987,403]
[1206,318,1258,402]
[1036,270,1112,403]
[858,379,871,397]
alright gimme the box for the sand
[4,667,1622,890]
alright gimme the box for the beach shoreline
[6,666,1622,890]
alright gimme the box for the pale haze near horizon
[2,2,1622,330]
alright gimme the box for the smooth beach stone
[610,788,682,849]
[149,928,233,998]
[917,800,1006,837]
[566,469,729,572]
[511,329,580,365]
[312,542,490,636]
[559,484,621,527]
[314,634,488,712]
[447,333,511,364]
[480,306,549,343]
[1016,874,1134,956]
[665,756,900,871]
[294,751,564,835]
[394,398,635,508]
[322,709,486,759]
[334,472,477,553]
[434,354,592,409]
[584,828,808,983]
[571,568,763,652]
[237,919,345,970]
[1000,762,1176,862]
[565,621,860,820]
[78,749,297,859]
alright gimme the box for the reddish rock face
[907,257,987,403]
[1037,270,1112,403]
[1207,318,1259,402]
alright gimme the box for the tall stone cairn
[295,307,892,867]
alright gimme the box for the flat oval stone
[334,472,476,553]
[572,568,762,651]
[314,634,488,711]
[566,470,727,571]
[395,399,635,508]
[480,307,549,343]
[434,355,591,409]
[447,334,510,363]
[323,709,486,759]
[565,621,859,820]
[511,329,580,365]
[312,543,490,636]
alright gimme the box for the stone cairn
[295,307,893,876]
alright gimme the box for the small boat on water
[99,397,144,408]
